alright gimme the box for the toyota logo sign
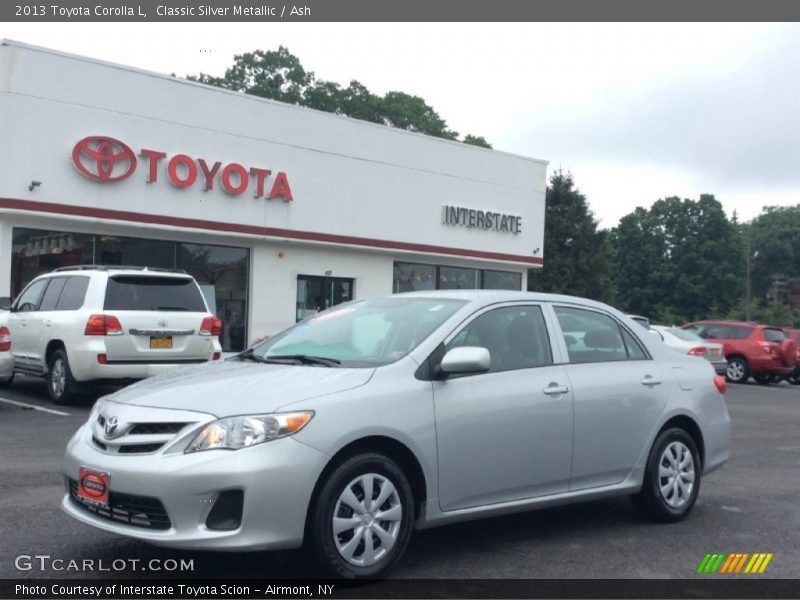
[72,136,137,183]
[104,415,120,439]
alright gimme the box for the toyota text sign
[71,135,293,201]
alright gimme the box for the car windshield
[249,297,467,367]
[667,327,703,342]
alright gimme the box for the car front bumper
[62,421,329,551]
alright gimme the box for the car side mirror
[440,346,491,375]
[0,297,11,311]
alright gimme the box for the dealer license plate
[77,467,110,508]
[150,336,173,349]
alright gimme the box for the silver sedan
[63,291,731,578]
[651,325,728,375]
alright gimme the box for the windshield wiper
[236,348,271,363]
[265,354,342,367]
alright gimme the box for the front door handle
[543,384,570,396]
[641,376,662,387]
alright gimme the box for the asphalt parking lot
[0,375,798,580]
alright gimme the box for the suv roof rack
[53,265,188,274]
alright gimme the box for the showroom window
[10,227,250,351]
[393,262,522,293]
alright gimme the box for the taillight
[85,314,124,336]
[200,316,223,336]
[0,326,10,352]
[687,347,707,356]
[757,341,773,354]
[714,375,727,395]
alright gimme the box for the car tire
[633,427,701,523]
[786,375,800,385]
[725,357,749,384]
[753,373,773,385]
[307,452,414,579]
[0,373,13,388]
[47,349,77,405]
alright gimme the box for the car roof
[392,289,618,312]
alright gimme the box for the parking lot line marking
[0,397,70,416]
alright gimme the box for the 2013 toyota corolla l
[63,291,731,578]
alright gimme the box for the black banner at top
[3,0,800,22]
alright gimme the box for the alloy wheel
[658,441,695,508]
[332,473,402,567]
[50,358,66,398]
[727,360,745,382]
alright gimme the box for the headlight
[185,411,314,453]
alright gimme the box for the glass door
[296,275,354,321]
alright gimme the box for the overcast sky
[5,22,799,227]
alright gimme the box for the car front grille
[67,478,171,530]
[129,423,188,435]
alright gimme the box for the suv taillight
[85,314,124,336]
[687,347,707,356]
[199,316,222,336]
[0,326,10,351]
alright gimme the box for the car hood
[103,359,375,417]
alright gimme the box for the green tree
[190,46,484,146]
[745,205,800,308]
[528,171,614,302]
[612,195,744,323]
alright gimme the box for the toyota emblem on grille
[158,319,168,327]
[72,135,137,183]
[104,416,119,439]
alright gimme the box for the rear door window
[56,277,90,310]
[104,276,206,312]
[39,277,67,311]
[555,305,647,364]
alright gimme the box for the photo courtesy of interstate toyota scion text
[62,291,731,578]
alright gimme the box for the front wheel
[633,428,701,522]
[307,453,414,578]
[726,357,749,384]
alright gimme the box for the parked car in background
[63,291,730,578]
[651,325,727,375]
[782,328,800,385]
[0,324,12,387]
[682,320,797,384]
[3,266,223,404]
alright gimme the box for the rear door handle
[641,376,662,386]
[543,384,570,396]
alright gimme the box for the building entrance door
[296,275,354,321]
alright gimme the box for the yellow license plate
[149,337,173,349]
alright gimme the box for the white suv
[3,266,223,404]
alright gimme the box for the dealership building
[0,40,547,351]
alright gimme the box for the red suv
[682,320,797,384]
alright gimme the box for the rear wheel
[787,374,800,385]
[633,428,701,522]
[47,349,77,405]
[0,372,13,388]
[725,357,749,384]
[307,452,414,578]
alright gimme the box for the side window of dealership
[0,41,546,352]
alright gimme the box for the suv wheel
[0,373,13,388]
[307,452,414,578]
[47,349,77,405]
[787,374,800,385]
[633,427,701,522]
[726,357,749,384]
